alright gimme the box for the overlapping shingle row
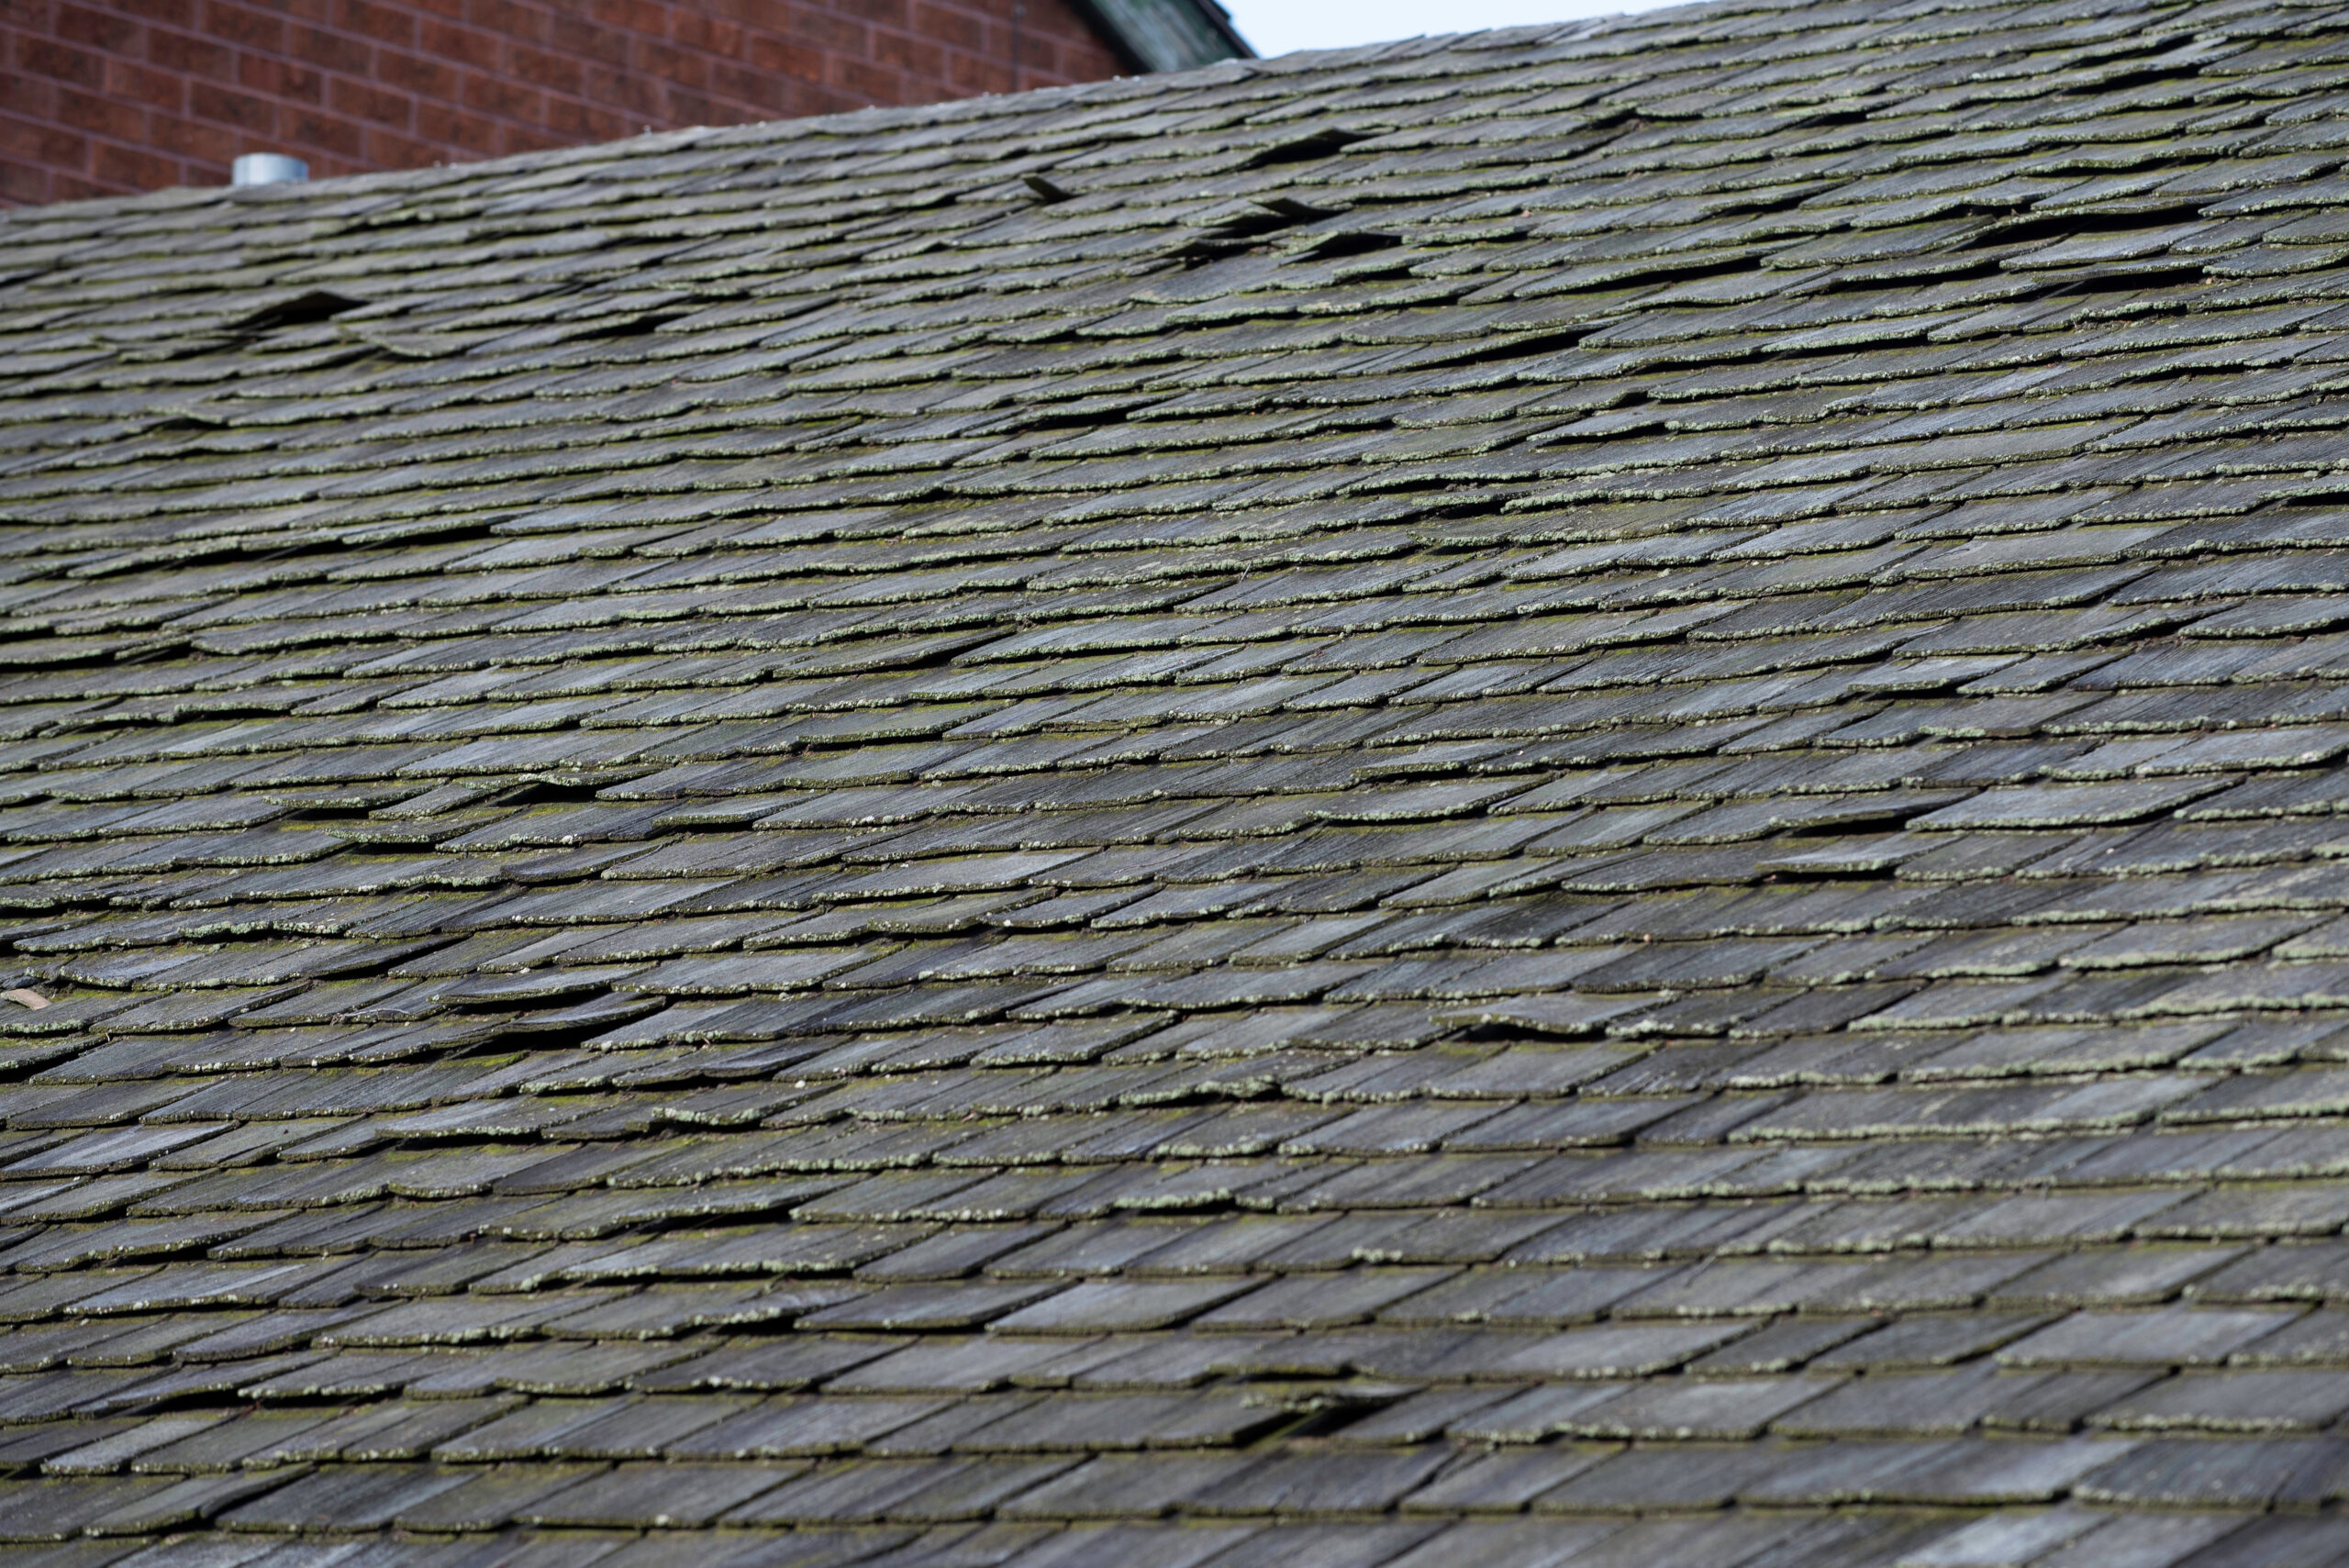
[3,1,2349,1562]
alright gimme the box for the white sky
[1221,0,1680,58]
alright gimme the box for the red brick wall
[1,0,1129,204]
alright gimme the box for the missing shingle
[228,289,365,335]
[1283,229,1403,262]
[2029,265,2209,300]
[567,313,684,341]
[1242,128,1375,169]
[1173,197,1355,266]
[1969,206,2207,251]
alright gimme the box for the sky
[1220,0,1679,58]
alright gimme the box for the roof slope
[1,1,2348,1562]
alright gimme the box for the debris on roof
[2,0,2349,1561]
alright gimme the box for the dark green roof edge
[1074,0,1254,72]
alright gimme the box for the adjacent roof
[1082,0,1254,73]
[1,0,2348,1562]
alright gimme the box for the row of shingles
[0,990,2254,1249]
[0,1183,2254,1520]
[441,925,2349,1436]
[789,205,2349,1004]
[690,556,2274,1023]
[0,1211,1578,1540]
[590,1014,2349,1250]
[1286,14,2349,495]
[0,359,2330,1163]
[0,7,2161,446]
[0,1229,2321,1511]
[836,148,2321,751]
[0,21,2311,797]
[0,1079,864,1493]
[1137,957,2349,1483]
[0,708,911,1285]
[0,93,1230,746]
[55,985,2330,1418]
[983,1509,2272,1568]
[0,1440,1965,1565]
[0,1,2179,582]
[47,1510,1599,1568]
[37,1239,2245,1549]
[0,72,1089,582]
[118,1435,2047,1540]
[606,1211,2349,1530]
[1334,28,2245,305]
[32,502,2292,1127]
[5,910,2330,1473]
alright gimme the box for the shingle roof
[2,2,2349,1562]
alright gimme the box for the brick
[6,0,1137,201]
[496,122,558,153]
[282,103,360,155]
[326,72,410,125]
[239,54,325,105]
[459,67,539,121]
[89,136,178,187]
[471,0,550,44]
[145,25,233,78]
[548,11,628,64]
[581,60,654,114]
[417,18,496,69]
[20,37,109,88]
[636,39,700,85]
[411,97,496,150]
[110,56,184,106]
[361,122,436,163]
[745,35,825,82]
[0,119,85,195]
[289,21,369,72]
[55,6,144,53]
[374,47,454,99]
[913,1,984,52]
[795,8,868,54]
[189,79,276,129]
[835,57,902,101]
[872,28,945,79]
[56,82,150,139]
[338,0,418,46]
[593,0,672,35]
[681,83,759,123]
[201,1,285,50]
[667,7,733,50]
[706,60,784,109]
[504,42,581,93]
[0,110,83,162]
[0,160,54,203]
[148,105,240,161]
[117,0,197,28]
